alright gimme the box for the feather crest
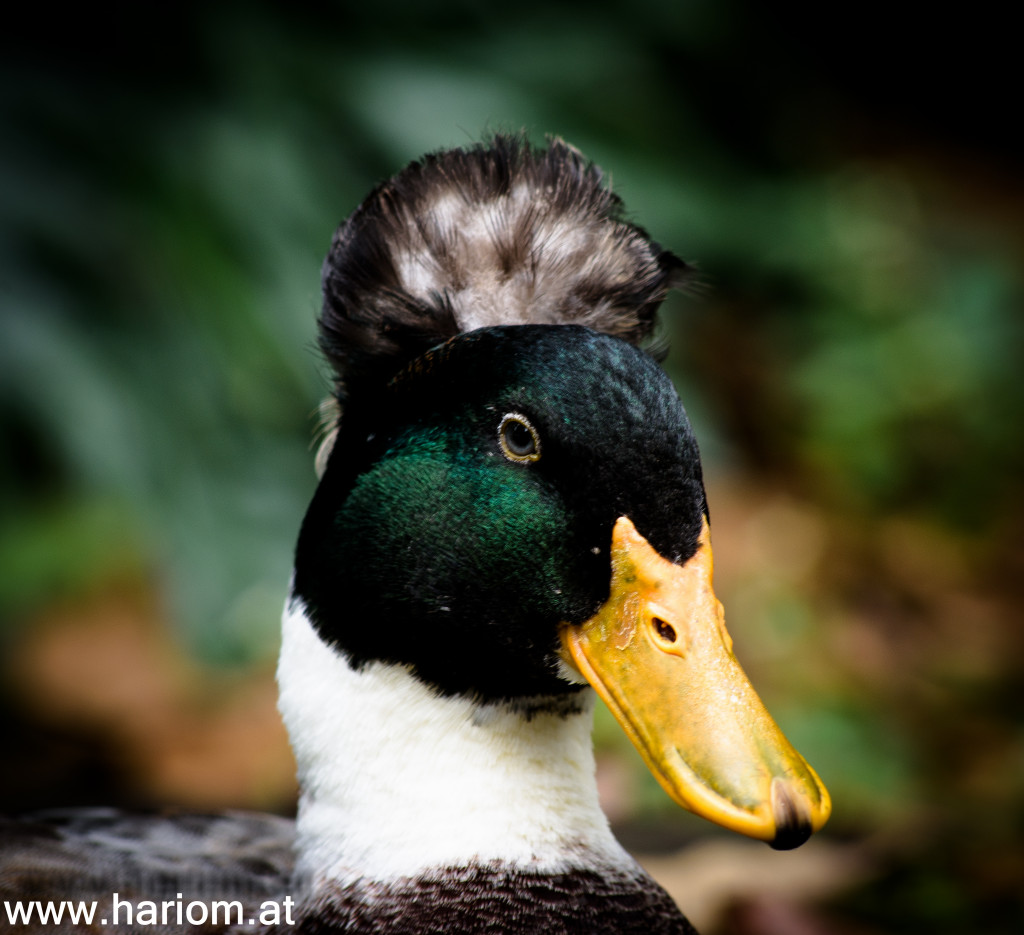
[318,134,688,406]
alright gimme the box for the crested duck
[0,135,829,934]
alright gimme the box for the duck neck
[277,597,631,891]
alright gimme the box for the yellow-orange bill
[560,515,830,849]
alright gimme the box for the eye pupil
[505,420,534,455]
[498,413,541,462]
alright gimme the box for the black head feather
[319,135,689,405]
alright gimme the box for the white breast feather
[277,596,634,891]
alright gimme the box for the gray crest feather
[319,134,689,404]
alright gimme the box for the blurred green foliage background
[2,2,1021,933]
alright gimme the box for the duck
[0,135,830,935]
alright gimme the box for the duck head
[291,322,830,850]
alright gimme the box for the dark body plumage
[301,866,696,935]
[0,810,295,934]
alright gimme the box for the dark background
[2,3,1022,932]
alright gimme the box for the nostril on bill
[653,617,677,643]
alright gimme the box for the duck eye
[498,413,541,463]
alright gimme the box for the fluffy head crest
[319,135,688,403]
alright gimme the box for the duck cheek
[558,514,831,850]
